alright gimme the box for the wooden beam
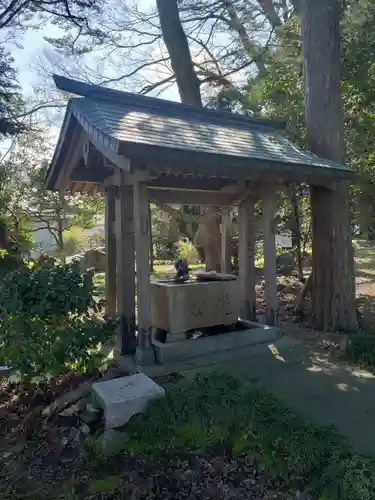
[133,179,155,365]
[103,178,244,206]
[85,132,131,173]
[105,188,117,318]
[104,174,117,188]
[263,188,278,326]
[238,196,257,321]
[104,168,150,187]
[71,164,106,184]
[220,214,232,273]
[115,170,136,355]
[56,129,84,190]
[149,175,232,191]
[148,188,241,206]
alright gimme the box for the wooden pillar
[133,179,155,365]
[238,196,257,321]
[220,213,232,273]
[263,188,278,326]
[115,177,136,355]
[104,187,117,317]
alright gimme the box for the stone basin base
[152,320,282,365]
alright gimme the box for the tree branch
[15,101,66,119]
[256,0,282,28]
[139,75,175,95]
[221,0,266,75]
[97,57,170,86]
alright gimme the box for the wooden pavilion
[46,74,352,365]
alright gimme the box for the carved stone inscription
[188,292,233,319]
[150,280,240,334]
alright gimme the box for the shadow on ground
[145,335,375,457]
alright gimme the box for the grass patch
[152,263,204,276]
[88,475,122,495]
[113,371,375,500]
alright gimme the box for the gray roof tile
[48,75,352,182]
[71,97,350,173]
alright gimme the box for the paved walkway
[145,335,375,457]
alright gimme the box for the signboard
[275,231,293,248]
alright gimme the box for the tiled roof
[70,97,350,172]
[50,74,352,178]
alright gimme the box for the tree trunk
[156,0,202,106]
[203,207,221,271]
[256,0,282,27]
[290,187,304,282]
[301,0,357,331]
[156,0,221,271]
[58,193,66,262]
[290,0,299,14]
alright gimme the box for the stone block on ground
[91,373,165,429]
[99,428,129,455]
[81,403,102,425]
[80,247,106,272]
[276,252,295,276]
[0,365,11,378]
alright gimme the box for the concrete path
[145,335,375,457]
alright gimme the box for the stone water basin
[150,278,241,338]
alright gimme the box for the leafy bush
[0,261,116,380]
[154,243,177,261]
[119,372,375,500]
[176,239,201,265]
[153,259,173,266]
[88,230,105,249]
[61,228,87,257]
[0,250,26,279]
[347,334,375,366]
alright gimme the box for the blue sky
[6,0,247,139]
[10,27,54,93]
[9,0,179,100]
[5,6,180,140]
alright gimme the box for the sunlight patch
[268,344,285,362]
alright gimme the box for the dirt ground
[0,372,292,500]
[259,273,375,354]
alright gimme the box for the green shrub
[119,372,375,500]
[89,476,122,495]
[347,334,375,366]
[0,262,116,380]
[176,239,201,265]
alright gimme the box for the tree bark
[156,0,221,270]
[56,193,66,263]
[203,207,221,271]
[301,0,357,331]
[256,0,282,27]
[290,0,299,14]
[290,187,304,282]
[156,0,202,106]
